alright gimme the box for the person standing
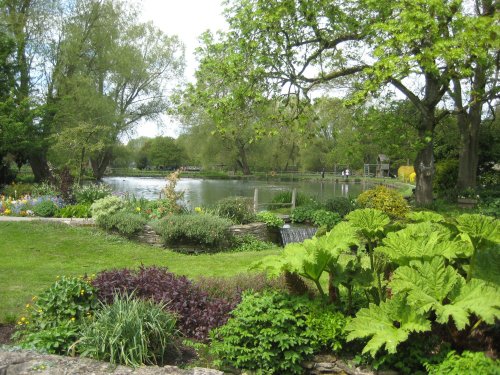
[345,168,350,179]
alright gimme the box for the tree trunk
[414,138,435,206]
[236,143,251,175]
[90,149,113,180]
[457,111,480,190]
[29,153,52,183]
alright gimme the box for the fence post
[291,188,296,210]
[253,188,259,213]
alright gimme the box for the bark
[236,142,251,175]
[414,136,435,206]
[90,148,113,180]
[29,153,52,182]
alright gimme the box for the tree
[447,0,499,190]
[141,136,186,169]
[223,0,494,204]
[50,0,184,180]
[179,31,277,175]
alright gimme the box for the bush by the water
[73,183,113,205]
[425,350,500,375]
[153,213,233,249]
[79,294,178,367]
[92,266,235,341]
[270,190,314,208]
[256,211,284,229]
[210,291,347,374]
[90,196,125,220]
[324,197,354,217]
[95,211,146,237]
[214,196,256,224]
[356,185,409,218]
[14,276,98,354]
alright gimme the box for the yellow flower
[70,317,76,321]
[25,304,30,308]
[194,207,203,213]
[21,317,26,321]
[136,207,141,212]
[4,208,11,215]
[80,289,85,295]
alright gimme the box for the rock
[0,349,223,375]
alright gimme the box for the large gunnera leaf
[407,211,445,223]
[346,296,431,356]
[456,214,500,246]
[377,222,471,265]
[346,208,390,240]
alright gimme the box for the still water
[102,176,369,210]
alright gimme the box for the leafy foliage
[14,276,97,354]
[90,196,125,221]
[210,291,347,374]
[356,186,409,219]
[56,203,91,218]
[73,183,113,205]
[256,211,284,229]
[324,197,354,217]
[214,196,256,224]
[95,211,146,237]
[153,213,233,249]
[92,266,235,341]
[346,208,391,241]
[311,209,341,231]
[346,296,431,356]
[32,200,59,217]
[79,294,178,367]
[425,350,500,375]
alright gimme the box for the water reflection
[102,177,367,209]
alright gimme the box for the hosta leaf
[407,211,445,223]
[377,222,469,265]
[391,257,459,314]
[346,208,390,240]
[346,296,431,357]
[456,214,500,245]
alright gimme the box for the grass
[0,221,280,322]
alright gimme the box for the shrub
[57,203,91,218]
[90,195,124,221]
[32,200,59,217]
[230,235,277,252]
[73,183,113,205]
[196,273,288,303]
[141,198,184,219]
[214,196,256,224]
[270,190,314,208]
[433,159,459,198]
[79,294,178,367]
[256,211,284,229]
[324,197,354,217]
[290,205,317,224]
[425,350,500,375]
[311,209,341,230]
[153,213,233,249]
[92,266,235,341]
[95,211,146,237]
[210,291,347,374]
[356,185,409,219]
[14,276,97,354]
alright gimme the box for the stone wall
[229,222,280,244]
[135,225,163,247]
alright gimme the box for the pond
[102,176,371,210]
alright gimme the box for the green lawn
[0,221,280,322]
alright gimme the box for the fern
[376,222,471,265]
[346,296,431,356]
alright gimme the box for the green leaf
[377,222,471,265]
[456,214,500,247]
[346,296,431,356]
[346,209,390,241]
[407,211,445,223]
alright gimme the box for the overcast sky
[133,0,227,140]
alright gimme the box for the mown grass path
[0,221,279,322]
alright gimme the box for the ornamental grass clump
[79,294,178,367]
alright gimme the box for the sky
[132,0,228,140]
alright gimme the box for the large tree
[223,0,496,204]
[51,0,185,180]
